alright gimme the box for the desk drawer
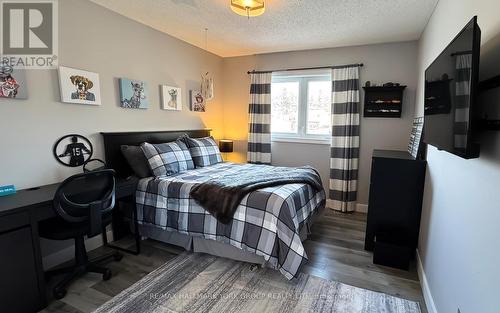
[0,226,41,313]
[0,211,30,234]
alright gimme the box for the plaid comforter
[136,162,326,279]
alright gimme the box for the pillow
[183,136,223,167]
[120,145,152,178]
[140,140,194,176]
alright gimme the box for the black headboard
[100,129,211,178]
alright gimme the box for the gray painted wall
[416,1,500,313]
[0,0,225,191]
[0,0,224,264]
[222,42,418,205]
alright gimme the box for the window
[271,72,332,143]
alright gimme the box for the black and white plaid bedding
[141,140,194,176]
[182,136,223,167]
[136,162,326,280]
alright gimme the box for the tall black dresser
[364,150,427,258]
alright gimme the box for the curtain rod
[247,63,363,74]
[450,50,472,57]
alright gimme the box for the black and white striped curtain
[454,54,472,151]
[247,72,272,164]
[329,66,360,212]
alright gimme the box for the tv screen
[424,16,481,159]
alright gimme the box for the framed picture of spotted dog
[58,66,101,105]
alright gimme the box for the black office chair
[39,169,123,299]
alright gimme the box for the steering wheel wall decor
[53,134,93,167]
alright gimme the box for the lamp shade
[230,0,265,17]
[219,139,234,153]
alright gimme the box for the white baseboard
[325,199,368,213]
[42,230,114,270]
[416,249,438,313]
[355,203,368,213]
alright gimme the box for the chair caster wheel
[103,269,112,281]
[114,253,123,261]
[53,287,67,300]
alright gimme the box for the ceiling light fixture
[230,0,265,18]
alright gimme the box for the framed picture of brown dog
[58,66,102,105]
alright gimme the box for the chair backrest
[53,169,116,237]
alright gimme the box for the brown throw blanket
[190,164,324,224]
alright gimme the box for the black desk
[0,178,138,220]
[0,177,139,312]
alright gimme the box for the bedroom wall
[221,41,418,206]
[415,1,500,313]
[0,0,224,266]
[0,0,224,191]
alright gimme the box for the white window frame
[271,71,332,145]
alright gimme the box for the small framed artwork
[58,66,101,105]
[161,85,182,111]
[119,78,149,109]
[0,64,28,99]
[190,90,205,112]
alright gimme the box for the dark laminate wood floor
[40,210,427,313]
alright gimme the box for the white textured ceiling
[89,0,438,57]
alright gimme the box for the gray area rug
[94,253,421,313]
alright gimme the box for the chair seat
[39,213,112,240]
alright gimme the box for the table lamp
[219,139,234,161]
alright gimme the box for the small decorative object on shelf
[363,84,406,118]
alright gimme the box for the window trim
[271,73,332,144]
[271,135,331,145]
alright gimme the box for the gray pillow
[120,145,152,178]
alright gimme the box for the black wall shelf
[363,86,406,118]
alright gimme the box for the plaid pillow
[140,140,194,176]
[183,136,222,167]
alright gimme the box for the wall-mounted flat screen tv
[424,16,481,159]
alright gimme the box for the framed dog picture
[190,90,205,112]
[0,64,28,99]
[119,78,149,109]
[58,66,101,105]
[161,85,182,111]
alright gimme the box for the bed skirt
[137,206,323,266]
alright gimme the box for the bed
[101,129,326,279]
